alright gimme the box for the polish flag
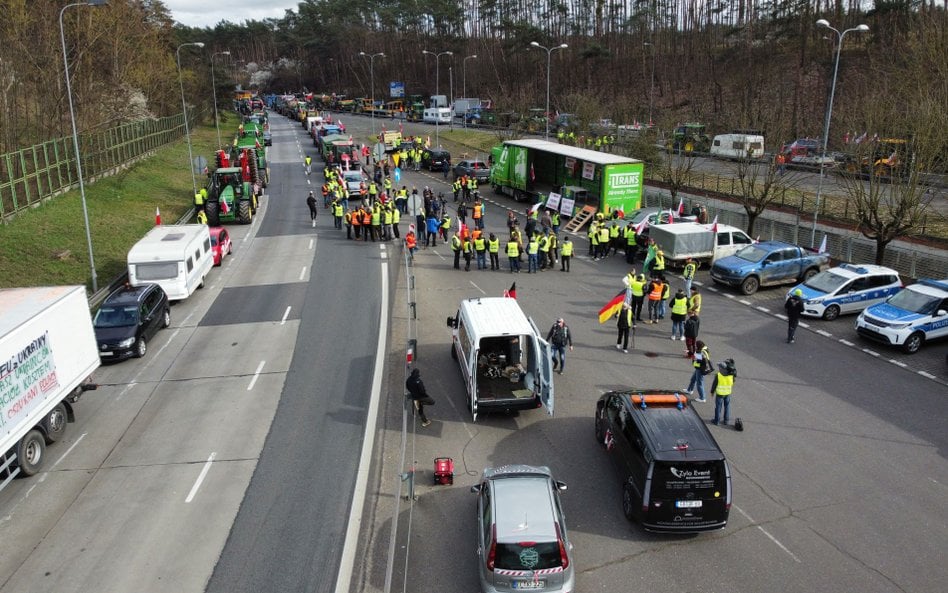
[220,196,230,214]
[634,217,649,236]
[709,215,718,233]
[677,198,685,216]
[155,207,161,226]
[667,210,674,223]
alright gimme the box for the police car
[788,264,902,320]
[855,278,948,354]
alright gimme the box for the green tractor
[204,166,256,225]
[232,126,269,188]
[523,108,549,133]
[665,123,711,153]
[405,95,425,122]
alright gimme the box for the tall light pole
[422,50,453,147]
[810,19,869,247]
[177,41,205,198]
[359,51,384,136]
[60,0,107,293]
[643,42,656,126]
[462,54,477,100]
[211,50,230,150]
[530,41,568,140]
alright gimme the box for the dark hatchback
[93,283,170,361]
[422,148,451,172]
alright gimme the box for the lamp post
[530,41,568,140]
[422,50,453,147]
[60,0,107,293]
[810,19,869,247]
[643,42,656,126]
[211,51,230,150]
[462,54,477,100]
[359,51,384,136]
[176,41,205,199]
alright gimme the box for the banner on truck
[602,163,644,215]
[0,332,59,430]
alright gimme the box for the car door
[758,250,785,285]
[839,277,868,314]
[140,289,160,338]
[528,318,555,417]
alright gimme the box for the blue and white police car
[855,278,948,354]
[788,264,902,320]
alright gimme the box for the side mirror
[938,309,947,317]
[470,484,481,493]
[446,316,456,328]
[555,481,568,491]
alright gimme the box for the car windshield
[885,287,942,315]
[734,245,768,263]
[94,305,139,328]
[804,270,848,293]
[494,541,563,571]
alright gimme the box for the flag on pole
[677,198,685,216]
[530,163,536,181]
[709,215,718,234]
[818,234,827,254]
[155,207,161,226]
[529,201,544,215]
[598,290,626,324]
[220,195,230,214]
[634,217,649,236]
[667,210,674,223]
[503,282,517,299]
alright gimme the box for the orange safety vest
[406,233,417,248]
[362,211,371,225]
[352,210,362,226]
[648,281,664,301]
[473,204,482,219]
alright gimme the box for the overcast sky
[165,1,300,28]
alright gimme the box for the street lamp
[211,50,230,150]
[809,20,869,246]
[530,41,568,140]
[643,42,656,126]
[176,41,205,199]
[462,55,477,100]
[359,51,384,136]
[422,50,453,147]
[60,0,107,293]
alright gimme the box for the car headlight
[118,337,136,348]
[888,322,912,330]
[806,298,823,305]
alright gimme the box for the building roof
[504,139,641,165]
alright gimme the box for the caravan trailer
[127,225,213,301]
[710,133,765,160]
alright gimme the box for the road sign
[373,143,386,162]
[390,81,405,98]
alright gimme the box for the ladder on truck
[563,206,597,233]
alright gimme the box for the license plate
[513,580,545,590]
[676,500,702,508]
[99,351,113,357]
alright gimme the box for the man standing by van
[711,359,736,426]
[406,368,435,427]
[547,318,573,374]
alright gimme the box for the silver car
[471,465,575,593]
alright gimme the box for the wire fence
[0,111,197,221]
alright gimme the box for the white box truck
[127,224,213,301]
[648,223,754,267]
[1,286,99,484]
[452,98,481,120]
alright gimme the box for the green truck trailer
[489,139,644,217]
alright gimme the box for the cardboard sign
[546,192,561,211]
[582,161,595,180]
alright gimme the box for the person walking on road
[686,340,711,402]
[711,358,737,426]
[682,257,697,296]
[405,368,435,427]
[785,288,805,343]
[670,289,688,340]
[304,155,312,176]
[546,318,573,374]
[306,191,318,226]
[616,303,635,353]
[683,311,700,358]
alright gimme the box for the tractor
[523,108,549,133]
[232,127,269,188]
[843,137,914,179]
[665,123,712,153]
[203,153,256,225]
[405,95,425,122]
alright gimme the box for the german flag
[598,290,626,324]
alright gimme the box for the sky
[165,0,299,28]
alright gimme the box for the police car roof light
[918,279,948,291]
[839,263,868,274]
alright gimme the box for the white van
[446,297,554,422]
[423,107,452,124]
[710,133,765,160]
[127,224,213,301]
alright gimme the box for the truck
[709,133,765,160]
[709,241,831,295]
[489,138,645,217]
[780,138,835,168]
[647,223,754,267]
[1,286,99,483]
[451,97,481,120]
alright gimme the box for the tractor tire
[205,201,220,226]
[237,200,252,224]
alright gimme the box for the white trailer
[423,107,452,124]
[127,224,213,301]
[648,223,755,266]
[710,133,765,160]
[1,286,99,485]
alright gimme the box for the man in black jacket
[785,289,805,344]
[406,368,435,427]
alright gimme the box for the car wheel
[16,430,46,476]
[822,304,841,321]
[802,268,818,281]
[622,483,637,521]
[594,413,604,445]
[135,337,147,358]
[228,243,233,255]
[43,403,68,443]
[162,308,171,328]
[740,276,759,295]
[902,332,924,354]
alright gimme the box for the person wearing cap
[711,359,737,426]
[785,288,805,343]
[546,318,573,374]
[405,368,435,427]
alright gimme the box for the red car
[208,226,232,266]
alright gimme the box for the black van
[594,390,731,532]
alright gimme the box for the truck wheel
[622,483,637,521]
[238,200,252,224]
[822,305,841,321]
[902,332,924,354]
[802,268,818,281]
[16,430,46,476]
[135,337,147,358]
[205,201,220,226]
[43,403,68,443]
[740,276,760,295]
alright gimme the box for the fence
[0,112,194,220]
[642,190,948,280]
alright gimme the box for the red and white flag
[155,207,161,226]
[709,215,718,233]
[634,217,649,236]
[220,196,230,214]
[667,210,674,223]
[677,198,685,216]
[529,201,544,215]
[399,122,403,134]
[503,282,517,299]
[529,163,536,181]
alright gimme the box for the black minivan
[93,283,170,361]
[595,390,731,532]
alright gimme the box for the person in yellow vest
[647,276,664,323]
[588,221,599,258]
[305,155,312,175]
[462,236,474,271]
[537,231,550,270]
[688,286,702,316]
[506,235,521,273]
[452,178,462,202]
[659,279,671,319]
[711,359,737,426]
[616,303,634,353]
[370,203,382,240]
[546,229,558,269]
[608,221,620,256]
[194,189,205,211]
[344,209,353,240]
[624,223,638,264]
[474,234,487,270]
[196,209,208,225]
[551,211,560,233]
[683,257,697,296]
[333,199,344,230]
[487,232,500,271]
[630,273,647,322]
[653,249,666,276]
[391,205,401,239]
[527,234,540,273]
[439,213,452,242]
[383,203,394,240]
[670,288,689,340]
[559,236,573,272]
[383,177,393,197]
[451,232,462,269]
[596,223,610,260]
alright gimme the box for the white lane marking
[734,505,801,563]
[281,306,292,325]
[299,266,307,280]
[862,348,880,357]
[151,328,181,360]
[919,370,936,379]
[839,339,855,346]
[722,292,733,299]
[799,322,810,328]
[185,452,217,503]
[816,329,832,337]
[381,251,388,260]
[739,299,752,306]
[117,382,138,399]
[51,433,87,469]
[469,281,486,295]
[432,249,446,261]
[334,259,389,593]
[309,238,314,250]
[776,313,788,320]
[889,359,908,367]
[247,360,265,391]
[755,306,770,313]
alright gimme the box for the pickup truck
[709,241,831,295]
[648,223,754,267]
